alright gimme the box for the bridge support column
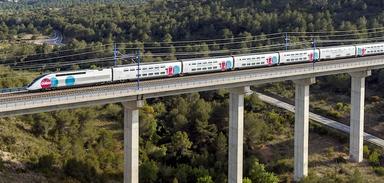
[228,87,247,183]
[122,100,144,183]
[349,71,371,162]
[293,78,315,181]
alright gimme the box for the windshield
[27,74,48,87]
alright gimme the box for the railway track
[0,55,382,103]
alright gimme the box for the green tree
[247,158,279,183]
[197,175,214,183]
[168,131,192,158]
[140,160,159,183]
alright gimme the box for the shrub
[373,167,384,176]
[273,159,293,173]
[363,146,370,158]
[368,151,380,166]
[243,177,252,183]
[64,158,100,183]
[348,169,364,183]
[197,175,214,183]
[35,154,55,173]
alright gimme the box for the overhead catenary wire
[2,26,384,65]
[1,26,384,60]
[12,57,116,70]
[0,36,283,66]
[2,27,384,70]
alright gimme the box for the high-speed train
[26,42,384,91]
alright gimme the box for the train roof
[181,55,233,61]
[112,60,180,67]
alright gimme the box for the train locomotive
[26,42,384,91]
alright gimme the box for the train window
[142,74,147,76]
[247,63,251,66]
[143,68,147,70]
[203,68,207,70]
[213,66,218,69]
[208,67,212,69]
[161,66,165,68]
[198,63,201,65]
[155,73,159,75]
[161,72,165,74]
[130,68,135,71]
[203,62,207,64]
[136,74,141,77]
[287,59,290,61]
[192,63,196,65]
[56,72,86,77]
[155,67,159,69]
[149,73,153,76]
[242,64,246,66]
[208,61,212,64]
[124,69,129,72]
[252,63,255,65]
[192,69,196,71]
[149,67,153,70]
[197,68,201,70]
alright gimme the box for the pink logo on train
[220,62,226,71]
[167,66,174,76]
[40,78,51,89]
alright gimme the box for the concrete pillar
[122,100,144,183]
[293,78,315,181]
[349,70,371,162]
[228,87,247,183]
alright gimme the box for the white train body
[319,45,356,60]
[234,53,279,68]
[112,61,182,81]
[279,49,320,64]
[182,56,234,74]
[355,42,384,56]
[27,69,112,90]
[26,42,384,91]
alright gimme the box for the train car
[182,56,234,74]
[233,52,279,69]
[279,49,320,64]
[355,42,384,56]
[27,69,112,91]
[112,61,182,81]
[319,45,356,60]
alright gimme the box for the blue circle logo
[272,56,278,64]
[226,60,233,69]
[173,65,181,75]
[65,76,76,86]
[51,77,58,87]
[314,52,319,60]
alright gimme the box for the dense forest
[0,0,384,71]
[0,0,384,182]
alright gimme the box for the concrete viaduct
[1,55,384,182]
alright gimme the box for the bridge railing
[0,58,383,113]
